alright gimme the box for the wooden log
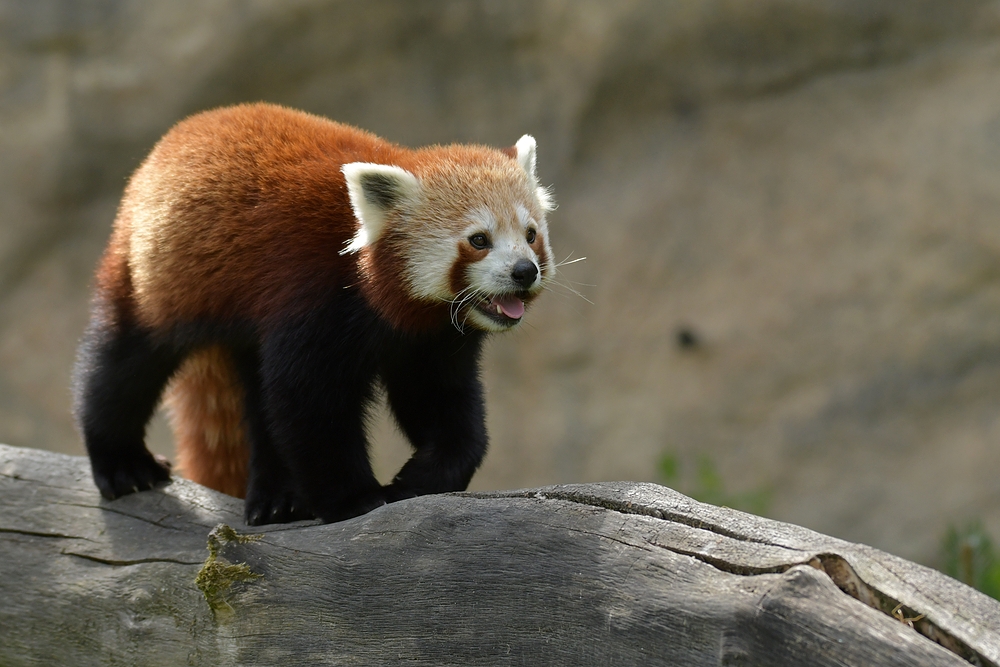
[1,442,998,666]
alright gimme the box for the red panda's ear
[515,135,537,182]
[514,135,556,213]
[341,163,420,254]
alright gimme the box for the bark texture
[1,443,998,666]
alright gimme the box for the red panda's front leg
[380,332,489,502]
[253,304,388,524]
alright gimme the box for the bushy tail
[163,346,249,498]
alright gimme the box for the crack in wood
[659,543,793,576]
[475,488,996,667]
[0,527,92,540]
[61,550,203,567]
[815,554,997,667]
[474,488,797,549]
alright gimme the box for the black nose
[511,259,539,289]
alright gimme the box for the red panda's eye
[526,228,537,244]
[469,233,490,250]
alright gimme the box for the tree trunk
[1,443,998,666]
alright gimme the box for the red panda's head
[341,136,555,333]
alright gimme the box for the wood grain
[1,443,997,666]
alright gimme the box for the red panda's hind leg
[73,315,178,499]
[227,346,316,525]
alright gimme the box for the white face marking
[400,207,499,301]
[396,225,452,301]
[515,204,532,229]
[466,210,536,289]
[467,206,498,237]
[392,193,553,333]
[461,203,546,332]
[360,141,555,333]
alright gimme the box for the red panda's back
[121,103,403,330]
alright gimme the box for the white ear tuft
[515,135,538,183]
[515,135,554,212]
[536,185,556,212]
[341,163,420,254]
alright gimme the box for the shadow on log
[1,443,998,666]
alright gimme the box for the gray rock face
[2,0,1000,564]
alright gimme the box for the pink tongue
[494,295,525,319]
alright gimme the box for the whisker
[544,277,594,304]
[539,260,594,288]
[450,286,489,332]
[445,284,479,305]
[448,289,471,331]
[540,252,588,277]
[458,290,486,330]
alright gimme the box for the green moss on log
[195,524,263,620]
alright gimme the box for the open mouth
[474,293,528,327]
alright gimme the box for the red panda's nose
[511,259,539,289]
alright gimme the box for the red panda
[73,103,555,525]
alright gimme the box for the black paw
[91,450,171,500]
[383,482,419,503]
[244,487,314,526]
[313,489,388,523]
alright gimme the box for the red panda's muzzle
[490,294,525,319]
[472,293,529,328]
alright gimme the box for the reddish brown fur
[99,103,530,496]
[120,104,523,332]
[530,234,549,276]
[359,241,452,332]
[163,347,248,497]
[94,224,138,327]
[123,105,396,331]
[448,244,489,295]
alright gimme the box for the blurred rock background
[3,0,1000,566]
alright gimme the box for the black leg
[381,332,488,502]
[73,318,178,499]
[257,308,387,523]
[229,347,313,526]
